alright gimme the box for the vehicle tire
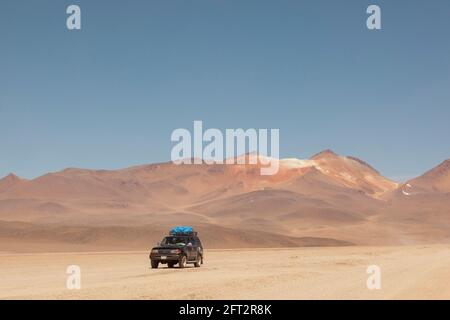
[151,260,159,269]
[194,254,201,268]
[179,255,187,268]
[168,262,175,268]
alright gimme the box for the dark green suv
[149,234,204,269]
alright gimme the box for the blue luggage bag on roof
[170,226,194,235]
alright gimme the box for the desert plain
[1,245,450,300]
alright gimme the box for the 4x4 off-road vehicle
[149,226,204,269]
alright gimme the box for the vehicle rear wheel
[151,260,159,269]
[194,254,201,268]
[178,255,187,268]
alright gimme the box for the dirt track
[1,245,449,300]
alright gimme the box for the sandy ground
[1,245,449,300]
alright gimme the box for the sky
[1,0,449,180]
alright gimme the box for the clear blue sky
[1,0,449,180]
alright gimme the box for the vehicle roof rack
[170,231,198,236]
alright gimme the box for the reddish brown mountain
[402,160,450,194]
[0,173,25,193]
[0,151,449,250]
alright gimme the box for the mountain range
[1,150,449,251]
